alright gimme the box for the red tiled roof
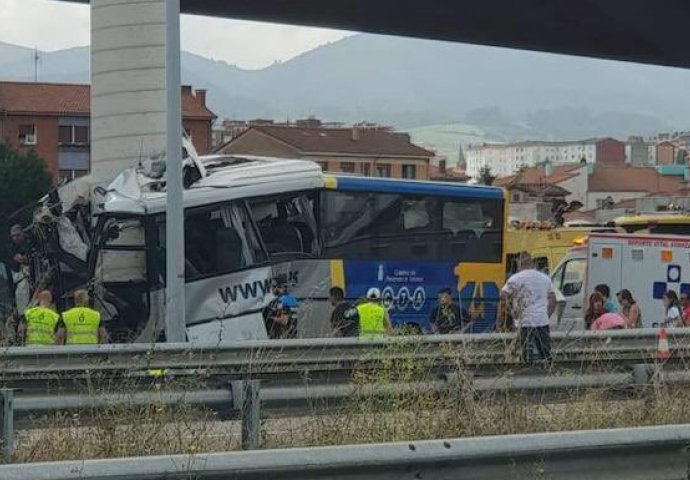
[429,165,469,181]
[510,183,571,196]
[249,125,435,157]
[495,164,582,187]
[0,81,215,119]
[588,164,684,192]
[0,82,90,115]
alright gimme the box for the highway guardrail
[2,424,690,479]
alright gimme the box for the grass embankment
[7,337,690,463]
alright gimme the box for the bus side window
[441,198,502,263]
[249,192,319,259]
[321,190,503,262]
[158,202,266,282]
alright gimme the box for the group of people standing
[328,285,466,339]
[18,289,108,346]
[585,285,690,330]
[658,290,690,327]
[584,285,639,330]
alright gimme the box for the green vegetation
[0,143,52,252]
[478,166,497,185]
[9,340,690,467]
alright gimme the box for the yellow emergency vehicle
[505,226,616,276]
[614,213,690,235]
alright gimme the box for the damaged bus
[23,151,506,342]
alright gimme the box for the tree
[0,143,52,253]
[478,165,497,186]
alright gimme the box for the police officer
[56,290,109,345]
[19,290,60,346]
[355,288,394,339]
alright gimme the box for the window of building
[58,125,89,146]
[375,164,391,177]
[340,162,356,173]
[361,163,371,176]
[249,192,319,260]
[58,169,89,183]
[58,126,71,145]
[402,164,417,179]
[74,126,88,144]
[317,161,329,172]
[511,192,521,203]
[18,124,37,145]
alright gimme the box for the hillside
[1,34,688,139]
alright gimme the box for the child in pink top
[591,313,627,330]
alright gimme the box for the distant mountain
[1,35,689,140]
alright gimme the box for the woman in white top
[663,291,681,327]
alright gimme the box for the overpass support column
[90,0,168,181]
[91,0,186,342]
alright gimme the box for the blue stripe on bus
[333,176,503,199]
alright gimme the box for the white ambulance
[551,233,690,330]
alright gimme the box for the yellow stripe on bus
[324,176,338,189]
[330,260,345,292]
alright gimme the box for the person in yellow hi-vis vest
[56,290,109,345]
[355,288,394,339]
[19,290,60,346]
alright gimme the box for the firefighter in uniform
[56,289,108,345]
[20,290,60,346]
[355,288,394,339]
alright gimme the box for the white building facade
[465,140,596,178]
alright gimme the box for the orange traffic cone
[657,328,670,361]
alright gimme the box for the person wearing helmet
[355,287,393,339]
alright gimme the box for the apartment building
[465,138,624,178]
[217,123,435,180]
[0,81,216,183]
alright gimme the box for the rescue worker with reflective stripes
[56,289,109,345]
[19,290,60,346]
[354,288,394,339]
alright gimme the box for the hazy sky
[2,0,352,70]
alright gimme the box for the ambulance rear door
[622,238,690,328]
[586,237,623,306]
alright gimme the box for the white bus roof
[102,155,324,215]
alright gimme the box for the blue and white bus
[28,154,506,342]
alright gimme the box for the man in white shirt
[501,252,557,364]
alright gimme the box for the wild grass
[10,376,234,463]
[6,333,690,464]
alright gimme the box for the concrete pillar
[91,0,167,183]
